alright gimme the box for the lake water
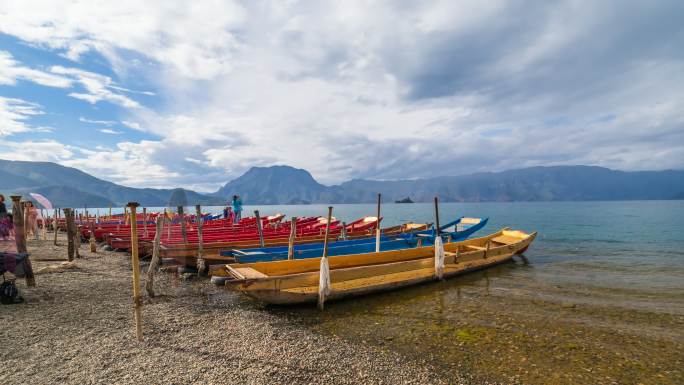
[88,201,684,383]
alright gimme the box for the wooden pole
[375,193,381,252]
[434,196,441,236]
[178,206,187,244]
[127,202,143,342]
[287,216,297,260]
[254,210,265,248]
[73,220,80,259]
[195,204,205,275]
[64,209,74,261]
[11,196,35,286]
[89,220,97,253]
[145,216,164,298]
[53,209,59,246]
[318,206,334,310]
[322,207,333,257]
[108,205,112,219]
[143,207,148,238]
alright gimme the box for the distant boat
[395,197,414,203]
[211,228,536,305]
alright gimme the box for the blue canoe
[225,217,488,263]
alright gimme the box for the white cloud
[0,96,47,136]
[0,50,72,87]
[99,129,122,135]
[79,117,117,126]
[0,1,246,79]
[51,66,141,108]
[121,120,143,131]
[0,139,73,161]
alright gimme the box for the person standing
[0,194,11,239]
[232,195,243,222]
[26,201,39,239]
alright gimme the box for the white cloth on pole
[434,235,445,280]
[375,229,381,252]
[318,256,331,309]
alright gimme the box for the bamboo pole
[254,210,265,248]
[195,204,205,276]
[434,196,441,236]
[287,216,297,260]
[178,206,187,244]
[64,209,74,261]
[11,196,35,286]
[318,206,334,310]
[145,216,164,298]
[73,219,80,259]
[143,207,148,238]
[89,220,97,253]
[375,193,381,252]
[127,202,143,342]
[340,222,347,240]
[53,209,59,245]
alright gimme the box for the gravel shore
[0,235,475,385]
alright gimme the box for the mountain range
[1,159,683,208]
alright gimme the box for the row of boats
[66,208,536,306]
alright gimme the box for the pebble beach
[1,234,459,385]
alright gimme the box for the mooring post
[318,206,334,310]
[11,196,35,286]
[287,216,297,260]
[375,193,382,252]
[53,208,59,246]
[89,220,97,253]
[73,217,80,259]
[142,207,148,238]
[177,206,188,244]
[254,210,265,248]
[145,215,164,298]
[195,204,205,276]
[434,196,441,236]
[64,209,74,261]
[127,202,144,342]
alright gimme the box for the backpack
[0,277,23,304]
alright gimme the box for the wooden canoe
[166,222,431,266]
[211,228,536,305]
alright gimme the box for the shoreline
[2,234,682,384]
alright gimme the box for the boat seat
[232,267,268,279]
[466,245,487,251]
[491,235,520,245]
[232,250,267,256]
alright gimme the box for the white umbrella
[29,193,53,211]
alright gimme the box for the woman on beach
[25,201,39,239]
[232,195,243,222]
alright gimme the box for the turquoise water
[85,201,684,298]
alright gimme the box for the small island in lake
[395,197,414,203]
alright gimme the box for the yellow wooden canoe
[211,228,536,305]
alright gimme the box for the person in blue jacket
[232,195,243,222]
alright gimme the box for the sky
[0,1,683,192]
